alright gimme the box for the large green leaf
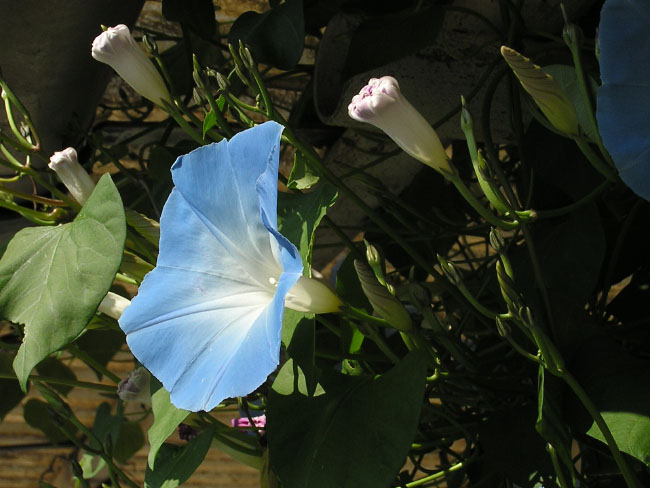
[228,0,305,70]
[278,183,337,269]
[145,426,216,488]
[267,350,427,488]
[0,175,125,389]
[148,378,189,468]
[569,338,650,466]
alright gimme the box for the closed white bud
[92,24,171,106]
[98,292,131,320]
[285,275,342,314]
[348,76,451,174]
[48,147,95,204]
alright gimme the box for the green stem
[573,137,617,182]
[535,179,610,219]
[447,173,519,229]
[562,17,613,167]
[69,345,121,384]
[404,460,467,487]
[547,443,570,488]
[562,370,641,488]
[0,198,59,225]
[0,372,116,392]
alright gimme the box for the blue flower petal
[119,122,303,412]
[597,0,650,200]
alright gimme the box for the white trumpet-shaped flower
[91,24,171,106]
[348,76,451,174]
[118,122,341,412]
[48,147,95,204]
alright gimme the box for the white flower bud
[91,24,171,106]
[348,76,451,174]
[48,147,95,204]
[98,292,131,320]
[285,275,342,314]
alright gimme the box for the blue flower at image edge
[597,0,650,201]
[119,122,303,412]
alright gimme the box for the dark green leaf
[335,252,372,313]
[74,328,125,380]
[35,357,76,396]
[145,426,216,488]
[0,351,24,421]
[267,350,427,488]
[23,398,77,444]
[278,183,337,268]
[285,316,319,396]
[148,378,189,468]
[477,403,552,484]
[228,0,305,70]
[569,338,650,466]
[90,402,122,453]
[114,421,145,464]
[162,0,216,39]
[342,6,444,79]
[0,175,126,389]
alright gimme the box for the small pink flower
[232,414,267,430]
[348,76,451,174]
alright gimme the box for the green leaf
[228,0,305,70]
[148,378,189,468]
[114,421,145,464]
[0,175,126,389]
[267,350,427,488]
[145,426,216,488]
[202,110,217,139]
[0,351,24,421]
[335,252,372,313]
[544,64,600,142]
[23,398,77,444]
[90,402,122,453]
[35,357,77,396]
[120,250,155,283]
[287,151,319,190]
[569,338,650,466]
[125,209,160,248]
[278,183,337,269]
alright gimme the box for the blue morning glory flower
[119,122,340,412]
[596,0,650,200]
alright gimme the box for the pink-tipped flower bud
[91,25,171,106]
[48,147,95,204]
[348,76,451,174]
[117,367,151,404]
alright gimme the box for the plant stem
[562,370,641,488]
[0,372,116,392]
